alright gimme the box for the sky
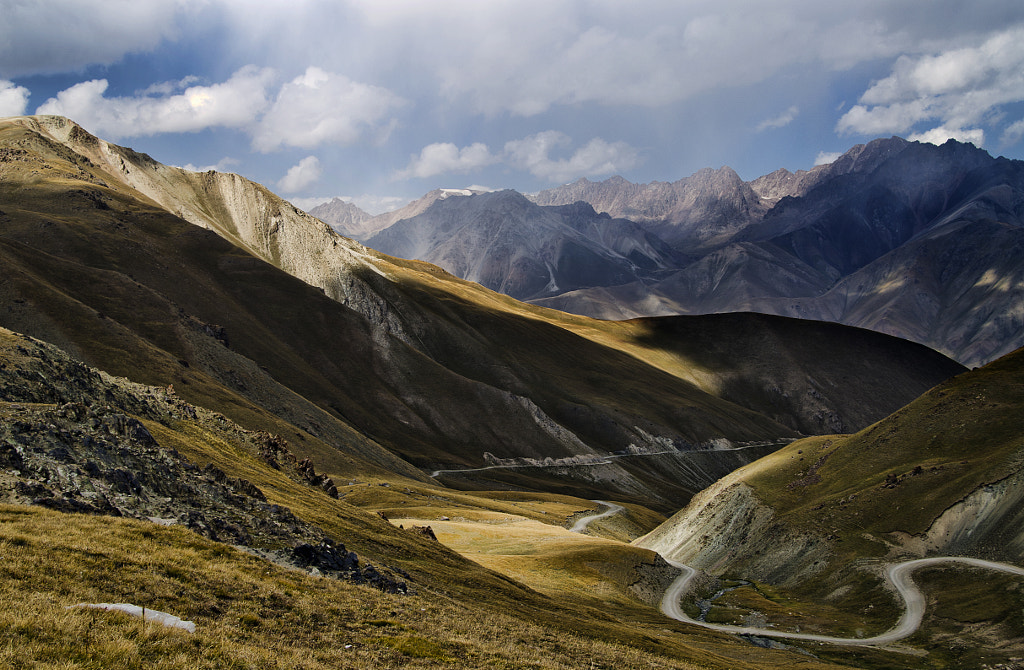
[2,1,1024,214]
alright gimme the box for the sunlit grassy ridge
[748,346,1024,552]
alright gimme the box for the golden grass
[388,514,660,607]
[1,505,725,670]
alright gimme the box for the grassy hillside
[637,346,1024,667]
[748,345,1024,561]
[0,326,858,670]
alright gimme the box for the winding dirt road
[569,500,625,533]
[660,556,1024,647]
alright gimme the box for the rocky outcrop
[292,539,408,594]
[0,328,406,593]
[634,479,832,588]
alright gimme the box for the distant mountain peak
[308,198,373,238]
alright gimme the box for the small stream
[696,580,752,622]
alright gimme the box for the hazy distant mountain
[307,197,373,238]
[530,167,767,252]
[366,190,681,301]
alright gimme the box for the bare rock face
[530,167,768,251]
[367,189,678,301]
[14,115,418,348]
[634,479,832,588]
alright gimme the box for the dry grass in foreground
[0,504,716,670]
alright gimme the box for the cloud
[0,0,185,77]
[251,67,405,152]
[504,131,640,183]
[394,142,497,179]
[1002,119,1024,147]
[139,75,202,97]
[836,26,1024,144]
[756,106,800,132]
[36,66,275,139]
[277,156,323,193]
[178,157,241,173]
[394,132,640,184]
[814,151,843,166]
[34,65,404,152]
[909,126,985,147]
[340,2,930,117]
[0,80,30,116]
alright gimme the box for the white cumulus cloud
[277,155,323,193]
[836,26,1024,146]
[0,80,31,116]
[36,66,275,139]
[504,131,640,183]
[394,142,497,179]
[909,126,985,147]
[33,65,405,152]
[252,67,405,152]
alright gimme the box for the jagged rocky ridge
[366,190,682,302]
[356,137,1024,368]
[0,327,409,593]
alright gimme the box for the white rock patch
[68,603,196,633]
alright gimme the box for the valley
[1,114,1022,669]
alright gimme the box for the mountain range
[0,115,962,510]
[2,114,1023,668]
[318,137,1024,369]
